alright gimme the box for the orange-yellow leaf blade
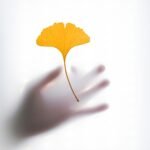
[36,22,90,59]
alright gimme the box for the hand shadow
[12,65,109,139]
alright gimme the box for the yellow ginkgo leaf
[36,22,90,59]
[36,22,90,102]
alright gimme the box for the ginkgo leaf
[36,22,90,102]
[36,22,90,59]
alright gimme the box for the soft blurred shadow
[11,65,109,140]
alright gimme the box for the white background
[0,0,149,150]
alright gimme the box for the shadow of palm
[13,66,109,138]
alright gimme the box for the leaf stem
[64,61,79,102]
